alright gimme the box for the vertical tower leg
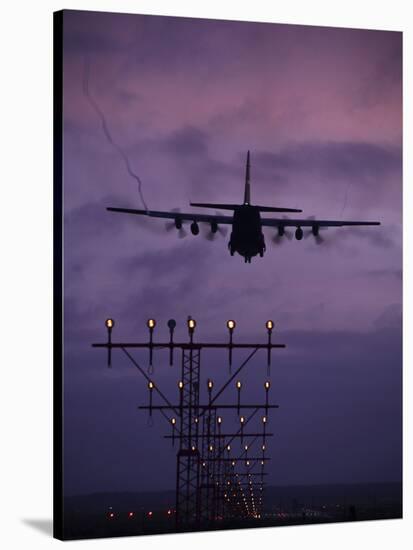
[175,347,201,529]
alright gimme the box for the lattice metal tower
[93,317,285,530]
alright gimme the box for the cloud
[160,125,209,156]
[254,141,401,184]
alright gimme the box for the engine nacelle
[295,227,303,240]
[190,221,199,235]
[312,224,319,237]
[210,221,218,234]
[278,225,285,237]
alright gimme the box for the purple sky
[62,10,402,496]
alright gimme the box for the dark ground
[62,482,402,540]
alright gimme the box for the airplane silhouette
[107,151,380,263]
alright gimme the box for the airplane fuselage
[229,205,266,263]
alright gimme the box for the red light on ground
[167,509,172,515]
[108,512,115,519]
[128,512,134,518]
[148,511,153,517]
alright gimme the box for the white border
[0,1,410,549]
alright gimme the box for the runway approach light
[147,319,156,371]
[105,319,114,367]
[265,320,274,372]
[147,381,155,417]
[236,380,242,413]
[227,320,236,371]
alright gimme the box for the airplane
[107,151,381,263]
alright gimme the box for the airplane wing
[261,218,381,228]
[107,207,234,225]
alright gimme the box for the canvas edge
[53,9,64,541]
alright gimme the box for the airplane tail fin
[244,150,251,205]
[190,151,302,213]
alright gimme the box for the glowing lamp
[264,381,270,390]
[187,318,196,330]
[105,318,114,329]
[148,381,154,390]
[147,319,156,329]
[266,320,274,331]
[227,320,236,330]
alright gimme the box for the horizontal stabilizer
[190,202,239,211]
[256,205,303,213]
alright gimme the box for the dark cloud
[160,125,209,156]
[366,268,402,280]
[254,141,401,184]
[373,303,402,330]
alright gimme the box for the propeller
[271,216,293,245]
[205,224,228,241]
[165,208,187,238]
[303,216,327,244]
[204,212,228,241]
